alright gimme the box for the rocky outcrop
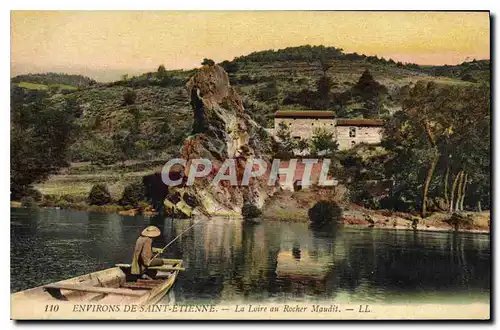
[164,64,278,216]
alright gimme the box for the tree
[383,81,446,216]
[157,64,166,73]
[88,183,112,205]
[256,80,279,102]
[219,60,239,74]
[71,135,119,165]
[461,73,477,82]
[308,201,342,228]
[275,122,296,157]
[348,69,389,118]
[296,138,310,154]
[112,107,141,164]
[201,58,215,66]
[383,81,490,216]
[310,128,338,156]
[123,89,137,105]
[11,87,80,199]
[120,180,146,207]
[112,131,136,164]
[319,52,332,73]
[157,65,168,82]
[316,75,334,107]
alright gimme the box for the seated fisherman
[131,226,165,276]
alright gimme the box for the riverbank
[342,208,490,234]
[260,189,490,233]
[11,199,490,234]
[10,201,159,217]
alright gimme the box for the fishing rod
[151,206,225,259]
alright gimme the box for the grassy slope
[26,49,489,201]
[35,84,192,200]
[229,58,477,126]
[17,81,78,91]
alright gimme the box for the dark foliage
[234,45,345,63]
[308,200,343,228]
[120,181,146,207]
[11,87,81,199]
[122,89,137,105]
[241,202,262,220]
[11,73,96,88]
[202,58,215,66]
[20,196,38,209]
[461,73,477,82]
[282,75,337,110]
[445,212,473,231]
[351,69,388,99]
[157,64,166,73]
[88,183,112,205]
[219,60,239,74]
[256,81,279,102]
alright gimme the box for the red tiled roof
[336,119,384,127]
[275,111,335,119]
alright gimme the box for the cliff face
[166,64,278,216]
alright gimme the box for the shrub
[201,58,215,66]
[310,128,338,156]
[241,202,262,221]
[20,196,38,209]
[88,183,112,205]
[219,60,239,74]
[157,64,166,73]
[122,89,137,105]
[256,81,279,102]
[120,181,146,207]
[25,188,42,202]
[461,73,477,82]
[40,194,57,207]
[308,200,342,228]
[56,199,70,209]
[446,212,473,231]
[138,201,153,212]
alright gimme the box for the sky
[11,11,490,82]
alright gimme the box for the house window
[349,127,357,137]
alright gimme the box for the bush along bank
[12,182,159,217]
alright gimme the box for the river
[11,207,490,305]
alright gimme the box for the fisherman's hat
[141,226,161,238]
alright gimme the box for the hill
[11,45,490,203]
[11,72,97,94]
[11,72,97,88]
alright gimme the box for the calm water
[11,208,490,304]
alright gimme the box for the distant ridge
[11,72,97,88]
[10,45,490,82]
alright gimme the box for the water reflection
[11,208,490,304]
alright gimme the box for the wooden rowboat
[11,259,184,306]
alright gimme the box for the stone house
[271,110,384,150]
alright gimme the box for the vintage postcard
[10,11,490,320]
